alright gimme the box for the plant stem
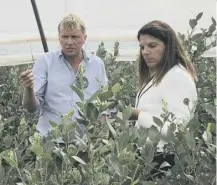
[4,167,13,185]
[16,168,25,185]
[131,164,140,184]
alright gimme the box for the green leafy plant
[0,12,216,185]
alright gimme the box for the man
[20,14,108,137]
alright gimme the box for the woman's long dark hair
[137,20,197,88]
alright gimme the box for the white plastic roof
[0,0,216,65]
[0,0,216,39]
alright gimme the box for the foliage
[96,41,138,106]
[0,64,38,140]
[0,12,216,185]
[178,12,216,138]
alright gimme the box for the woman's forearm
[129,107,142,120]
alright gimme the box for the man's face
[59,27,87,59]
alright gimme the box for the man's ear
[58,33,61,42]
[84,34,87,42]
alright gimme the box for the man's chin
[64,51,77,58]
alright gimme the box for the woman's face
[139,34,165,70]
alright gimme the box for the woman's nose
[141,47,150,56]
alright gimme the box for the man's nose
[66,37,74,45]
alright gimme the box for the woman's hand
[129,107,143,120]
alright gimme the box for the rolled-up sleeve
[32,56,48,110]
[100,60,108,87]
[98,59,109,116]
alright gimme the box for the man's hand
[20,69,38,113]
[20,69,34,89]
[99,115,106,122]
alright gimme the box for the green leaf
[33,132,41,141]
[169,123,176,132]
[159,161,171,169]
[0,166,5,180]
[195,142,202,153]
[185,174,196,183]
[137,129,148,147]
[2,150,18,168]
[97,144,111,155]
[153,116,163,128]
[211,17,216,26]
[108,154,121,176]
[142,140,154,161]
[15,151,22,162]
[165,128,175,143]
[202,131,212,145]
[30,143,43,156]
[189,19,197,29]
[117,100,125,112]
[86,90,101,103]
[209,24,216,33]
[0,125,3,134]
[64,110,74,119]
[3,135,13,148]
[132,178,140,185]
[191,33,203,41]
[2,116,16,126]
[70,85,84,101]
[75,135,87,150]
[178,32,185,41]
[94,157,106,171]
[86,103,99,122]
[177,144,185,154]
[196,12,203,21]
[207,123,216,134]
[122,106,132,122]
[203,104,216,120]
[101,101,112,111]
[185,154,196,168]
[112,83,121,94]
[95,172,110,185]
[106,118,117,139]
[49,121,58,128]
[77,108,85,119]
[116,111,123,122]
[188,113,200,132]
[72,156,86,165]
[98,90,113,101]
[102,139,109,145]
[129,127,139,142]
[185,132,196,150]
[118,130,130,151]
[148,126,160,142]
[20,117,27,125]
[76,102,84,109]
[40,153,52,163]
[119,165,128,178]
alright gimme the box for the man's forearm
[22,88,38,113]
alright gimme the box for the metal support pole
[30,0,49,52]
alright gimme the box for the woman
[131,20,198,179]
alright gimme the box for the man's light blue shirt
[32,49,108,136]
